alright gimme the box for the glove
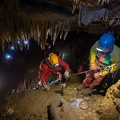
[38,80,42,86]
[94,72,100,78]
[89,63,97,70]
[94,72,104,78]
[64,70,70,79]
[43,83,50,91]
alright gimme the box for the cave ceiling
[0,0,120,50]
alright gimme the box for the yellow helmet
[49,53,59,66]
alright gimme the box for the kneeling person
[38,53,70,91]
[77,32,120,91]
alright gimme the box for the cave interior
[0,0,120,51]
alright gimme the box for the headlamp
[11,46,15,50]
[55,63,59,66]
[9,45,15,50]
[17,40,20,44]
[5,54,12,60]
[24,39,28,45]
[96,46,112,53]
[96,47,103,52]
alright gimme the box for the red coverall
[39,57,70,84]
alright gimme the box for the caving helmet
[96,33,115,52]
[49,53,59,66]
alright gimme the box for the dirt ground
[0,65,105,120]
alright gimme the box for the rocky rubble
[96,80,120,120]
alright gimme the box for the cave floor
[0,69,104,120]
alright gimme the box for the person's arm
[89,41,98,70]
[58,58,70,70]
[39,61,47,83]
[40,63,50,90]
[110,45,120,73]
[58,57,70,78]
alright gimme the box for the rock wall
[96,80,120,120]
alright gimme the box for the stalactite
[48,21,52,39]
[108,19,115,26]
[46,28,50,39]
[97,0,101,6]
[36,22,40,41]
[33,20,37,40]
[0,1,78,50]
[52,24,58,45]
[40,20,48,49]
[25,16,29,37]
[45,21,48,46]
[40,25,44,49]
[78,5,82,27]
[6,0,13,10]
[35,24,39,41]
[71,0,81,14]
[51,20,55,42]
[4,0,21,45]
[60,21,65,39]
[57,21,62,36]
[19,40,23,51]
[37,25,41,45]
[4,9,15,40]
[0,0,118,51]
[115,19,120,26]
[14,15,20,38]
[5,0,20,12]
[38,36,40,45]
[63,24,71,40]
[16,15,22,40]
[53,33,56,45]
[15,0,20,9]
[0,38,4,51]
[23,15,28,35]
[29,18,33,38]
[54,24,59,40]
[97,0,110,6]
[47,20,51,37]
[33,24,37,41]
[72,4,77,14]
[106,0,110,4]
[52,21,58,45]
[27,41,29,50]
[101,0,105,5]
